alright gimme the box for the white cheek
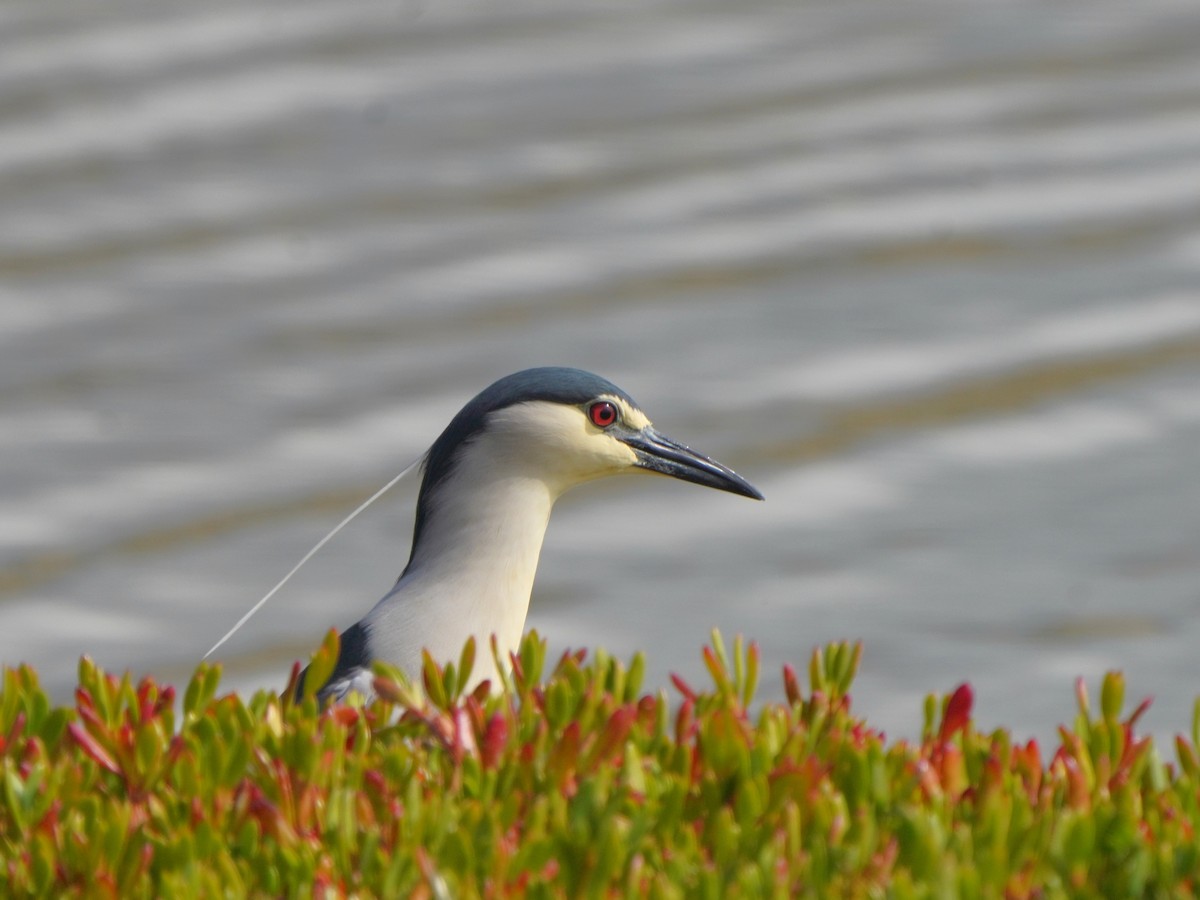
[489,402,638,485]
[549,415,637,474]
[585,431,638,471]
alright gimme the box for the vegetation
[2,629,1198,897]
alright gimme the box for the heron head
[423,367,763,500]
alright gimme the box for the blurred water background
[3,0,1200,745]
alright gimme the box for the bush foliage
[2,629,1199,897]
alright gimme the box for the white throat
[362,437,561,687]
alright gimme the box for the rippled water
[3,0,1200,743]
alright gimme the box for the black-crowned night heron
[305,367,763,703]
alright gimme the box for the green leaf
[1100,672,1125,723]
[5,631,1200,896]
[184,663,219,719]
[456,636,477,698]
[1061,812,1096,867]
[422,650,448,710]
[301,629,341,705]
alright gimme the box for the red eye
[588,401,618,428]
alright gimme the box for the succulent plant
[2,630,1197,896]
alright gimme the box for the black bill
[622,428,764,500]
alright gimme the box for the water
[2,0,1200,745]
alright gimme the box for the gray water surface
[3,0,1200,745]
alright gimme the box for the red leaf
[67,723,121,776]
[507,651,525,684]
[464,695,485,737]
[1062,757,1090,810]
[481,714,508,769]
[470,680,492,705]
[669,673,696,702]
[156,685,176,717]
[167,735,186,766]
[549,720,581,786]
[1013,739,1043,799]
[74,686,95,712]
[137,679,154,722]
[782,664,802,706]
[636,695,658,730]
[1128,696,1153,730]
[590,705,636,766]
[75,690,106,732]
[939,683,973,743]
[675,698,695,745]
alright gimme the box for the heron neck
[405,472,556,589]
[365,463,559,682]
